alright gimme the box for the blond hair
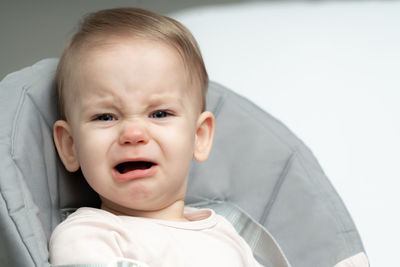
[56,8,208,119]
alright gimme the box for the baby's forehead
[63,37,204,116]
[80,36,182,61]
[71,37,188,78]
[64,38,202,109]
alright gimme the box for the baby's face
[59,38,212,220]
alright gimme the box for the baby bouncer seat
[0,59,368,266]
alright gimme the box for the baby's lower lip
[112,164,157,182]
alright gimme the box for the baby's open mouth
[115,161,155,174]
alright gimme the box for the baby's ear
[53,120,80,172]
[193,111,215,162]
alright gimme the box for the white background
[172,2,400,266]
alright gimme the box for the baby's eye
[150,110,170,119]
[95,114,116,121]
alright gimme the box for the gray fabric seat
[0,58,366,267]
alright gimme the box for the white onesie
[49,207,262,267]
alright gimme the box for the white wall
[172,2,400,266]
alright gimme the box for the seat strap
[192,201,292,267]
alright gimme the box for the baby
[50,8,262,267]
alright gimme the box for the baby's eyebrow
[80,96,118,113]
[147,93,184,107]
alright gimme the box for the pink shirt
[50,207,262,267]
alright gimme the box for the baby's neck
[100,200,188,222]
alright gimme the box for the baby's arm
[49,213,123,265]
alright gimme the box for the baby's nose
[119,121,149,145]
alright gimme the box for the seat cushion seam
[260,152,297,225]
[11,86,29,158]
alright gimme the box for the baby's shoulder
[49,208,133,265]
[66,207,118,222]
[56,207,119,230]
[50,208,119,242]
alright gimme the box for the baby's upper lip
[114,157,156,164]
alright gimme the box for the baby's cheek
[166,130,195,155]
[75,136,104,168]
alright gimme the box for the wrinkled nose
[119,121,149,145]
